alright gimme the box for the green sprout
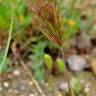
[57,58,65,73]
[44,54,53,70]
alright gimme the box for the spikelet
[31,0,64,46]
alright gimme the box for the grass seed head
[31,0,64,46]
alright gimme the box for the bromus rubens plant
[31,0,74,96]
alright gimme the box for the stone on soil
[59,82,68,92]
[67,54,88,72]
[3,82,10,88]
[13,69,21,77]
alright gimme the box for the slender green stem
[0,5,14,75]
[61,47,75,96]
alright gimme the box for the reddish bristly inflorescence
[31,0,64,46]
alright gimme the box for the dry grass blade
[20,59,45,96]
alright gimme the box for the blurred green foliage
[0,0,33,30]
[72,76,83,95]
[29,41,47,81]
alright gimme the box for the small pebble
[59,82,68,92]
[67,54,88,72]
[29,94,35,96]
[29,81,33,86]
[13,70,21,77]
[3,82,10,88]
[84,87,90,93]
